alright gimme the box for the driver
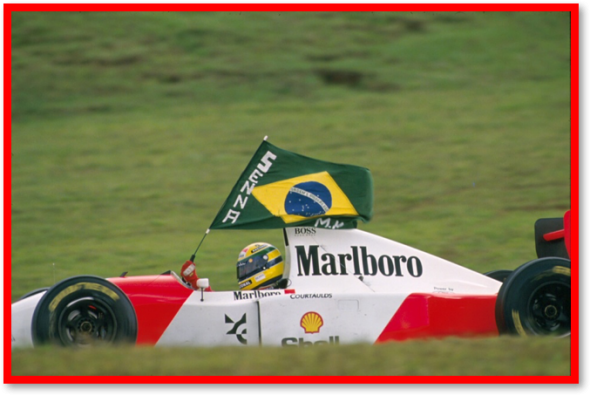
[180,242,285,291]
[237,242,285,290]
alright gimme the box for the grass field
[9,10,572,378]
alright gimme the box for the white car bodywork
[12,227,502,348]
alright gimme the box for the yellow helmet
[237,242,284,290]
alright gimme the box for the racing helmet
[237,242,284,290]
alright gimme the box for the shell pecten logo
[300,311,324,334]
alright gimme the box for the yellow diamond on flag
[252,171,359,224]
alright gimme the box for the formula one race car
[10,141,572,348]
[11,211,571,348]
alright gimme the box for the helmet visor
[237,254,282,282]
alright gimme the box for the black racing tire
[484,270,513,283]
[17,287,49,301]
[495,257,570,337]
[32,275,137,347]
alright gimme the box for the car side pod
[495,257,571,337]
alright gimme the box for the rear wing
[534,210,571,259]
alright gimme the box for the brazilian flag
[210,140,373,230]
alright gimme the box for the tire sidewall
[495,257,571,336]
[32,275,137,347]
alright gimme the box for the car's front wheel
[32,275,137,347]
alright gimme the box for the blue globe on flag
[285,181,332,217]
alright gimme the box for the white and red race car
[11,211,571,348]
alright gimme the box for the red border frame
[3,3,579,385]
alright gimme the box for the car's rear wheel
[495,258,570,337]
[32,276,137,347]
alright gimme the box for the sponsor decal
[233,290,282,300]
[289,293,332,299]
[250,244,267,254]
[300,312,323,334]
[255,272,266,282]
[293,227,317,236]
[433,286,454,294]
[238,280,252,289]
[281,336,340,347]
[225,313,247,345]
[295,245,424,278]
[284,310,340,347]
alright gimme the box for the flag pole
[188,136,269,263]
[189,229,210,262]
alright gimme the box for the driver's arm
[181,261,213,291]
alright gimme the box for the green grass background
[10,11,571,377]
